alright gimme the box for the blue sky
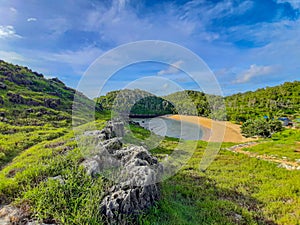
[0,0,299,96]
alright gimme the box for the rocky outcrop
[44,98,60,109]
[0,82,6,89]
[81,120,162,224]
[7,92,25,104]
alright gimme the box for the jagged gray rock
[101,121,125,139]
[81,120,162,224]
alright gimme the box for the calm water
[131,117,203,140]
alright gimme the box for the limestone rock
[81,121,162,224]
[0,205,29,225]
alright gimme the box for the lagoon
[131,116,203,140]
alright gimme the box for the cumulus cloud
[234,64,276,84]
[0,25,21,39]
[27,17,37,22]
[157,60,184,76]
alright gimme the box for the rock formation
[81,120,162,224]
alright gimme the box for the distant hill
[0,60,100,127]
[96,89,175,117]
[163,82,300,122]
[97,81,300,122]
[225,81,300,122]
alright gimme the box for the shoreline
[164,115,256,143]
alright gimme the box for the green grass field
[242,129,300,162]
[1,120,300,224]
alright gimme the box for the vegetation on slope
[0,60,103,168]
[166,90,227,120]
[96,89,175,117]
[96,81,300,123]
[164,81,300,123]
[0,60,101,127]
[225,81,300,122]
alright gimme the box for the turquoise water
[131,117,203,140]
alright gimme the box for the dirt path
[227,142,300,170]
[166,115,256,143]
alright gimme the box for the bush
[241,118,283,138]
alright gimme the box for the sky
[0,0,299,97]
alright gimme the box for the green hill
[0,60,100,127]
[0,60,103,167]
[225,81,300,122]
[96,89,175,117]
[162,81,300,122]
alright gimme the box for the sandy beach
[166,115,255,143]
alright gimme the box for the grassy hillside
[0,60,99,127]
[0,60,103,168]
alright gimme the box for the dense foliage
[241,118,283,138]
[225,81,300,122]
[96,89,175,117]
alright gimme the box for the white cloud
[276,0,300,9]
[234,64,276,84]
[0,50,27,64]
[157,60,184,75]
[0,25,21,39]
[45,46,103,66]
[27,17,37,22]
[10,7,17,13]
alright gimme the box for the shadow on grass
[140,171,277,225]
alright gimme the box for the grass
[1,120,300,224]
[0,122,68,168]
[139,141,300,224]
[132,125,300,225]
[243,129,300,162]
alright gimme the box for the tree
[241,118,283,138]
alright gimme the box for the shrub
[241,118,283,138]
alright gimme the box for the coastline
[164,115,256,143]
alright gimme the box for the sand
[166,115,255,143]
